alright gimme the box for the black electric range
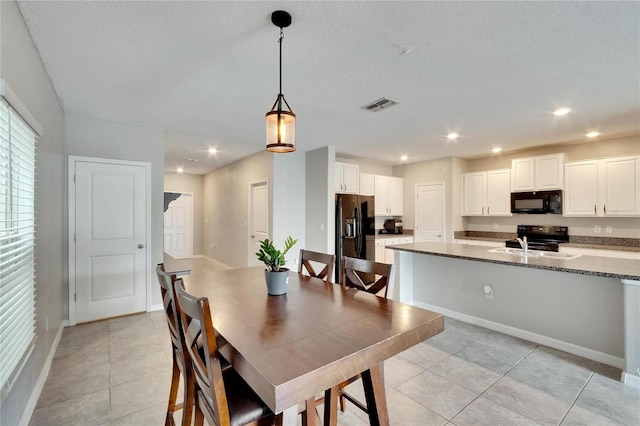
[505,225,569,252]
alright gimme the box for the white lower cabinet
[375,236,414,264]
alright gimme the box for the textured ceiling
[17,1,640,175]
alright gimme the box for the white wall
[164,172,205,255]
[65,115,165,307]
[202,150,273,268]
[1,2,66,425]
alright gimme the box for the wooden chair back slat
[339,256,395,299]
[298,249,336,282]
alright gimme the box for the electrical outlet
[594,225,601,233]
[493,223,499,230]
[483,285,493,299]
[605,226,612,234]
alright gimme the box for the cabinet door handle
[604,204,606,215]
[594,204,597,214]
[482,206,484,215]
[487,207,490,215]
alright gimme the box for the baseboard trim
[148,303,163,312]
[412,301,625,369]
[623,372,640,389]
[196,255,233,270]
[19,320,68,426]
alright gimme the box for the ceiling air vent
[361,97,399,112]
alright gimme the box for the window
[0,98,37,391]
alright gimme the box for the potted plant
[256,236,298,295]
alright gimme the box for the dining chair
[337,256,396,414]
[298,249,336,282]
[340,256,395,299]
[155,264,195,426]
[174,279,317,426]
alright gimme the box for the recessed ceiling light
[208,148,218,154]
[177,167,184,173]
[585,131,601,138]
[553,108,571,116]
[400,155,408,161]
[447,133,459,140]
[491,147,502,153]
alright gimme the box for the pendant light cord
[278,28,284,97]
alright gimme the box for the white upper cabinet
[564,160,598,216]
[599,156,640,216]
[335,162,359,194]
[564,155,639,217]
[511,153,566,192]
[486,169,512,215]
[359,173,374,196]
[462,169,512,216]
[374,175,403,216]
[462,172,486,216]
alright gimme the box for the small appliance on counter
[382,219,403,234]
[505,225,569,252]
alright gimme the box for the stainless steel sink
[488,247,581,260]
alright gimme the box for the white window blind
[0,98,36,391]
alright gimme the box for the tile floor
[30,258,640,426]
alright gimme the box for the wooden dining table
[182,266,444,426]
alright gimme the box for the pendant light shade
[266,10,296,153]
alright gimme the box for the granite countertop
[388,242,640,281]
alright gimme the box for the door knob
[437,234,442,238]
[138,244,144,249]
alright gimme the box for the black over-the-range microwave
[511,190,562,214]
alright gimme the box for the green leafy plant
[256,236,298,272]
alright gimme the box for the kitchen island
[388,242,640,388]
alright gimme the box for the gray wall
[410,253,624,358]
[65,115,165,307]
[1,1,66,424]
[202,151,273,267]
[163,172,205,256]
[306,146,335,253]
[393,157,462,241]
[272,150,306,266]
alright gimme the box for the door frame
[414,181,447,242]
[247,178,270,266]
[164,191,194,259]
[68,155,152,326]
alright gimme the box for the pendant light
[266,10,296,153]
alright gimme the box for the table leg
[361,363,389,426]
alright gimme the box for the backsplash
[454,230,640,248]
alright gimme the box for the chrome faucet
[516,236,528,255]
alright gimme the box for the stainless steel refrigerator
[335,193,375,282]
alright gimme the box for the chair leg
[166,352,181,426]
[193,395,205,426]
[181,370,195,426]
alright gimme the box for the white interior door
[248,180,269,267]
[415,182,445,242]
[72,159,148,323]
[164,193,193,259]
